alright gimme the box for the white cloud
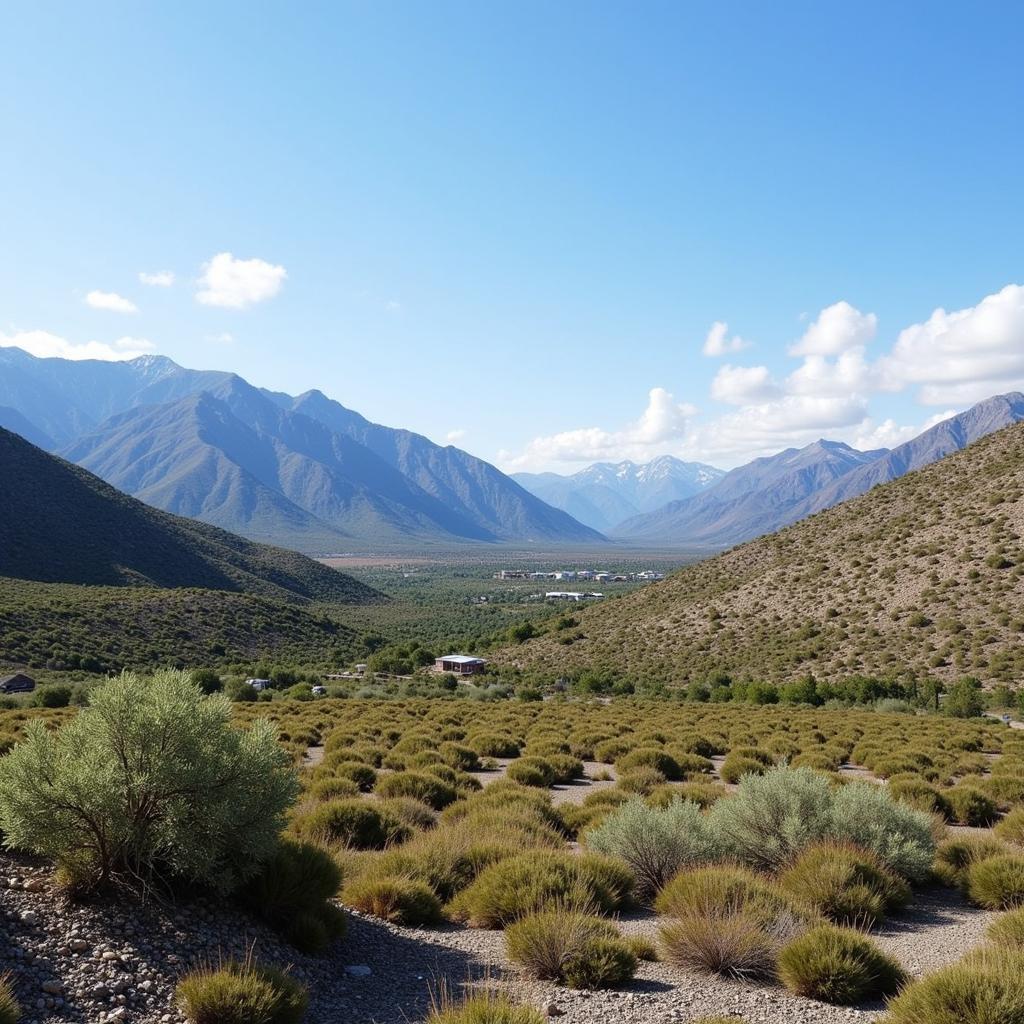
[0,329,155,361]
[139,270,175,287]
[688,394,870,465]
[710,364,781,405]
[501,388,695,471]
[446,428,466,444]
[789,301,876,356]
[878,283,1024,404]
[85,290,138,314]
[852,410,956,452]
[786,347,873,397]
[196,252,287,309]
[702,321,750,357]
[207,332,235,345]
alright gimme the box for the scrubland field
[3,685,1024,1024]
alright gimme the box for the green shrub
[0,973,19,1024]
[376,796,438,832]
[293,799,407,850]
[987,906,1024,949]
[655,864,796,923]
[343,874,443,925]
[777,924,906,1005]
[706,765,833,871]
[175,961,308,1024]
[880,948,1024,1023]
[617,766,666,795]
[0,669,297,891]
[506,908,636,988]
[995,806,1024,845]
[966,853,1024,909]
[616,747,682,781]
[427,990,544,1024]
[307,777,360,801]
[438,742,480,771]
[947,786,999,827]
[239,838,344,952]
[932,835,1007,887]
[585,797,716,900]
[467,734,521,758]
[563,936,637,990]
[623,934,659,961]
[719,753,769,784]
[888,778,953,819]
[330,761,377,792]
[778,842,909,927]
[449,850,633,928]
[375,771,457,810]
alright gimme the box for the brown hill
[501,419,1024,686]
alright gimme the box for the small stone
[41,979,63,995]
[344,964,372,977]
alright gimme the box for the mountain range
[501,415,1024,686]
[0,347,603,551]
[610,393,1024,545]
[512,457,724,532]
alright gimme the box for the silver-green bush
[585,797,716,899]
[0,669,298,891]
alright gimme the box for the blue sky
[2,1,1023,470]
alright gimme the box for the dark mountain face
[612,439,890,545]
[513,456,724,532]
[0,427,382,604]
[0,349,603,549]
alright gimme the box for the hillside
[501,418,1024,686]
[513,456,723,532]
[0,428,382,605]
[0,579,360,673]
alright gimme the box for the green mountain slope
[501,419,1024,687]
[0,579,360,673]
[0,428,382,605]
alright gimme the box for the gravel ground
[2,848,996,1024]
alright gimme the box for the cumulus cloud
[139,270,175,287]
[446,428,467,444]
[702,321,750,357]
[500,388,695,471]
[85,290,138,313]
[852,410,957,452]
[710,364,781,405]
[789,301,876,356]
[0,329,155,361]
[878,283,1024,404]
[196,252,287,309]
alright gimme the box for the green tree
[944,676,984,719]
[0,668,298,891]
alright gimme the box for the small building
[594,572,612,582]
[434,654,488,676]
[246,677,271,692]
[354,663,368,674]
[0,672,35,694]
[553,571,577,581]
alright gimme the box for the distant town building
[545,591,605,602]
[434,654,488,675]
[0,672,35,694]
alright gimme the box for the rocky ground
[0,847,995,1024]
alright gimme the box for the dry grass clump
[175,960,307,1024]
[342,873,443,925]
[505,905,637,988]
[449,850,633,928]
[986,906,1024,949]
[777,842,909,927]
[426,988,545,1024]
[995,806,1024,845]
[965,853,1024,910]
[879,948,1024,1023]
[777,924,906,1005]
[931,834,1009,887]
[0,973,19,1024]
